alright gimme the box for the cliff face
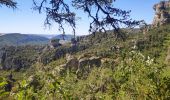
[153,1,170,27]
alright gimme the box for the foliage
[9,50,170,100]
[1,24,170,99]
[33,0,141,38]
[0,0,17,8]
[0,45,44,70]
[1,0,170,99]
[0,77,9,99]
[113,51,169,99]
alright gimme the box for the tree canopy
[33,0,141,38]
[1,0,141,39]
[0,0,17,8]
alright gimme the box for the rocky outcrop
[38,44,89,65]
[77,56,101,73]
[153,1,170,27]
[49,39,62,48]
[60,54,101,74]
[65,54,79,71]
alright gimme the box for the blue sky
[0,0,161,35]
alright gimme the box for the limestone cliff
[153,1,170,26]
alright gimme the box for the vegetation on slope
[0,25,170,99]
[0,45,44,70]
[0,33,49,47]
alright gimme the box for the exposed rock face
[76,56,101,75]
[153,1,170,27]
[77,56,101,74]
[49,39,62,48]
[60,54,101,73]
[38,43,89,65]
[78,57,90,73]
[65,54,79,71]
[88,56,101,68]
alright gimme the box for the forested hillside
[0,24,170,99]
[1,0,170,100]
[0,33,49,46]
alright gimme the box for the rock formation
[60,54,101,74]
[152,1,170,27]
[77,56,101,73]
[65,54,79,71]
[49,39,62,48]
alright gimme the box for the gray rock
[59,55,102,74]
[152,1,170,27]
[77,56,101,74]
[66,57,79,71]
[89,56,101,67]
[77,57,90,73]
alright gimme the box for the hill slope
[0,33,49,46]
[53,34,75,41]
[1,25,170,99]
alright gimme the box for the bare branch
[0,0,17,8]
[33,0,142,40]
[33,0,76,40]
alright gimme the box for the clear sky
[0,0,161,35]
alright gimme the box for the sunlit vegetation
[0,24,170,99]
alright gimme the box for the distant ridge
[0,33,49,46]
[0,33,4,36]
[37,34,76,40]
[52,34,75,41]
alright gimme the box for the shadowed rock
[153,1,170,27]
[77,56,101,74]
[77,57,90,73]
[59,54,102,74]
[89,56,101,67]
[65,54,79,71]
